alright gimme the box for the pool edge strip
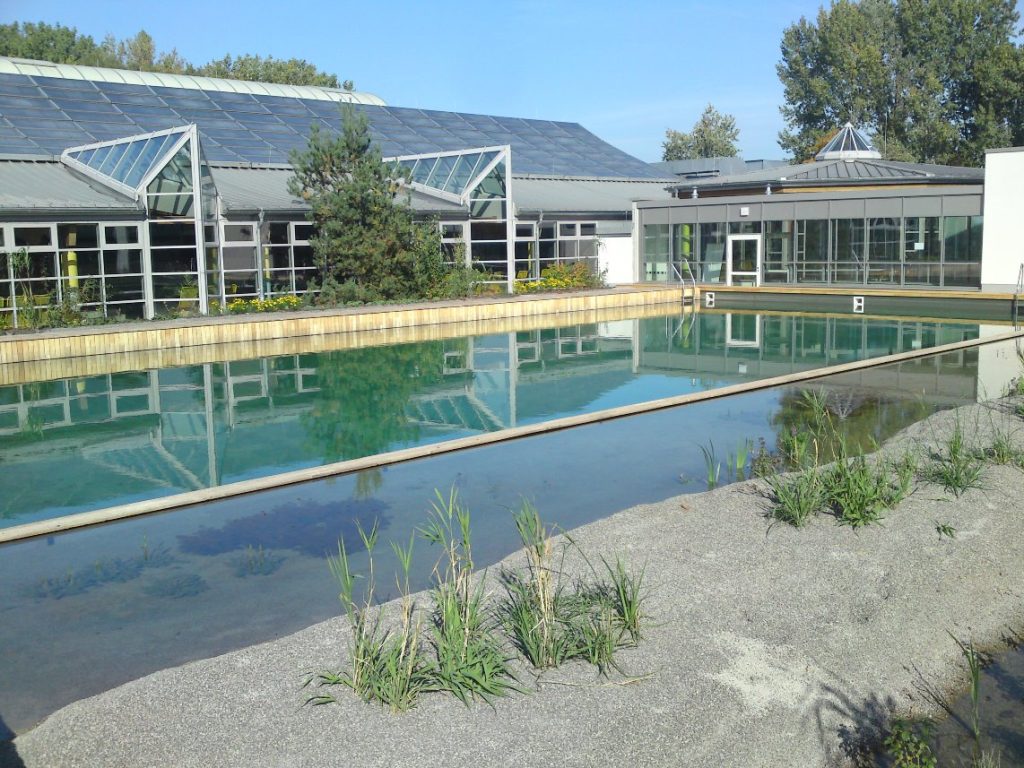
[3,328,1021,545]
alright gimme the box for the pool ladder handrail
[680,258,697,307]
[1014,263,1024,329]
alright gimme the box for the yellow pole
[66,230,79,290]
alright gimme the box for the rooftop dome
[815,122,882,161]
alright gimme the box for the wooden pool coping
[2,326,1020,545]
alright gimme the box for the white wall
[976,327,1021,401]
[981,147,1024,291]
[598,234,634,285]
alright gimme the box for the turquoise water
[0,311,993,528]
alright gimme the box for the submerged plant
[27,541,174,600]
[142,573,208,599]
[231,544,285,577]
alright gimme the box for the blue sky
[3,0,827,162]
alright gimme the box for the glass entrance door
[726,234,761,286]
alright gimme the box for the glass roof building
[0,56,673,323]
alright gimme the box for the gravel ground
[5,401,1024,768]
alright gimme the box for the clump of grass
[824,448,915,528]
[751,436,780,478]
[764,458,826,528]
[974,750,1003,768]
[926,418,984,497]
[307,523,430,712]
[599,555,647,646]
[501,501,574,668]
[975,421,1024,468]
[935,521,957,539]
[420,488,516,705]
[500,502,648,675]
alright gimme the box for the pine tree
[287,106,445,300]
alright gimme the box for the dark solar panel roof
[0,71,664,179]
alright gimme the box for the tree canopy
[662,104,740,160]
[287,106,446,301]
[0,22,349,88]
[776,0,1024,165]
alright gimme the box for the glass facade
[641,211,983,289]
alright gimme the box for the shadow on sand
[0,713,26,768]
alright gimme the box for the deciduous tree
[777,0,1024,165]
[194,54,341,88]
[0,22,350,88]
[662,104,740,160]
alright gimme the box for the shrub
[226,295,303,314]
[513,261,605,294]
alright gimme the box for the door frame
[726,233,762,286]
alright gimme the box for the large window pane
[867,217,900,284]
[796,220,828,283]
[943,215,982,287]
[831,218,865,284]
[642,224,669,281]
[673,223,695,281]
[904,216,940,286]
[764,221,793,283]
[698,223,726,283]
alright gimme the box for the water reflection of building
[0,313,1012,521]
[635,312,1004,403]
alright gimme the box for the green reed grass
[308,523,431,712]
[825,447,915,528]
[421,488,516,705]
[765,464,826,527]
[927,418,984,497]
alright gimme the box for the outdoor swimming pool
[0,309,998,529]
[0,307,1018,738]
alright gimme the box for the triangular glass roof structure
[61,126,193,197]
[386,146,508,204]
[815,122,882,161]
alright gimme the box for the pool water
[0,310,994,528]
[929,641,1024,765]
[0,329,1008,736]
